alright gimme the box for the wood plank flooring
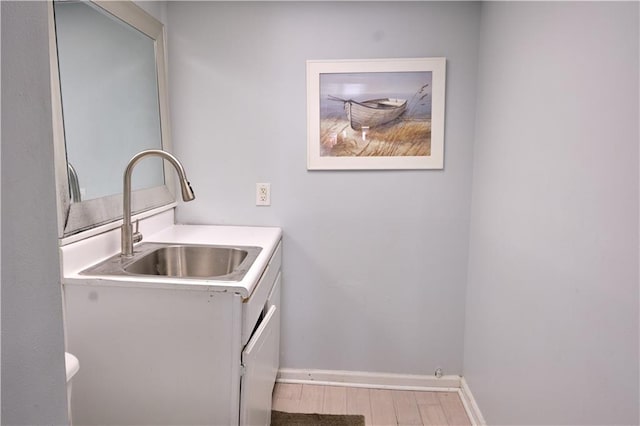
[272,383,471,426]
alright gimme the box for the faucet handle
[132,219,143,244]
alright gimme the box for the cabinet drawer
[266,271,281,311]
[242,241,281,346]
[240,304,280,426]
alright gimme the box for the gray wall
[1,0,3,411]
[1,2,68,424]
[463,2,639,424]
[167,1,481,374]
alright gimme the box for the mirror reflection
[54,1,164,201]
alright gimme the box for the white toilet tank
[65,352,80,425]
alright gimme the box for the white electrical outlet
[256,183,271,206]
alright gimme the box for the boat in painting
[330,96,408,130]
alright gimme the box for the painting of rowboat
[307,58,446,170]
[328,96,408,130]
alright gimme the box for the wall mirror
[50,0,175,238]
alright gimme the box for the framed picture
[307,57,446,170]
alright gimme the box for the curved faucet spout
[122,149,195,257]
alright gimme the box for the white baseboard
[459,377,486,426]
[277,368,461,392]
[276,369,484,425]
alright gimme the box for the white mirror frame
[48,0,176,239]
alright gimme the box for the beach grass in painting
[320,118,431,157]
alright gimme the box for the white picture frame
[307,57,446,170]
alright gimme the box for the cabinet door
[240,303,280,426]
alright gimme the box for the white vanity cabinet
[62,228,282,426]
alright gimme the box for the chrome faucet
[121,149,195,257]
[67,162,82,203]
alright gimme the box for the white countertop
[61,212,282,298]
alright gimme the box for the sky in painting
[320,71,432,118]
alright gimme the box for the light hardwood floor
[272,383,471,426]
